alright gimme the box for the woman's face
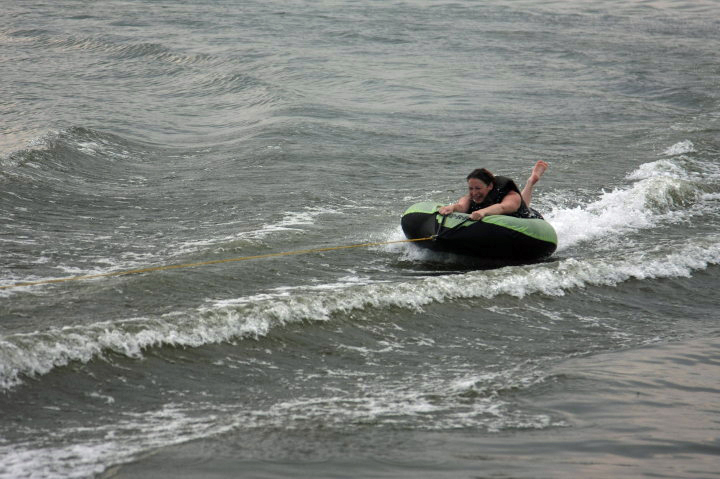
[468,178,492,203]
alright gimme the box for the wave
[3,140,719,389]
[0,356,560,479]
[2,28,213,65]
[548,142,718,251]
[2,231,719,391]
[0,127,150,174]
[0,401,231,479]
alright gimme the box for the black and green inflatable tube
[401,202,557,263]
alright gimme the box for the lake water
[2,1,720,477]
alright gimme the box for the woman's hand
[469,210,486,221]
[438,205,455,215]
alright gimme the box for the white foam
[3,234,720,391]
[173,206,343,257]
[549,157,706,251]
[627,158,690,181]
[662,139,695,156]
[75,141,101,155]
[252,360,564,432]
[0,403,235,479]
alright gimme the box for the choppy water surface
[2,1,720,478]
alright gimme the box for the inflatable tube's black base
[401,202,557,265]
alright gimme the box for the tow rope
[1,236,434,290]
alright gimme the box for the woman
[439,161,548,220]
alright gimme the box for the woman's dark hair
[466,168,494,185]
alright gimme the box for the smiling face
[467,178,493,204]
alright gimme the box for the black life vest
[467,176,542,219]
